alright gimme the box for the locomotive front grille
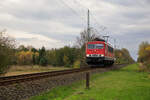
[86,54,104,57]
[91,54,98,57]
[90,54,104,57]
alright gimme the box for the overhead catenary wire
[71,0,109,34]
[58,0,87,28]
[73,0,121,49]
[57,0,120,48]
[59,0,108,33]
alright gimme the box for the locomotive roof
[93,38,105,42]
[87,38,113,48]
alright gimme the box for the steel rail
[0,64,126,86]
[0,67,92,86]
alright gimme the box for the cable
[71,0,109,34]
[58,0,120,47]
[60,0,108,33]
[58,0,87,28]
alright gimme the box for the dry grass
[2,65,70,76]
[138,63,150,72]
[139,63,146,71]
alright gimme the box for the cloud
[0,0,150,60]
[5,29,65,49]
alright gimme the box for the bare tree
[76,28,101,48]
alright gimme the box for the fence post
[86,72,90,89]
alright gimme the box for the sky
[0,0,150,60]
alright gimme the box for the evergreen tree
[38,46,47,66]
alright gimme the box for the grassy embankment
[30,64,150,100]
[2,65,69,76]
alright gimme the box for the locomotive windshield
[88,44,104,49]
[96,44,104,49]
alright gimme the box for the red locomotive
[86,38,115,66]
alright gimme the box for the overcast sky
[0,0,150,60]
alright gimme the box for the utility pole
[87,9,90,41]
[86,72,90,89]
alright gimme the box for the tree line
[13,45,81,68]
[114,48,135,64]
[0,29,134,74]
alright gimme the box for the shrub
[73,60,80,68]
[39,57,47,66]
[63,55,70,67]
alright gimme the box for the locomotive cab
[86,38,114,66]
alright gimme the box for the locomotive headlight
[101,54,104,57]
[86,54,89,57]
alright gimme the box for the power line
[60,0,108,34]
[71,0,109,34]
[58,0,119,46]
[58,0,87,27]
[59,0,80,17]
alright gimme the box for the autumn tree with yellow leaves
[17,51,39,65]
[114,48,134,64]
[138,41,150,70]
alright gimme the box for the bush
[63,55,70,67]
[73,60,80,68]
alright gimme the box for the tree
[38,46,47,66]
[138,41,149,62]
[76,28,100,48]
[114,48,134,64]
[17,51,33,65]
[32,54,36,65]
[0,30,15,74]
[45,47,80,67]
[31,47,37,53]
[55,48,64,66]
[18,45,28,51]
[138,41,150,70]
[45,49,57,66]
[63,55,70,67]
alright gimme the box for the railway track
[0,67,94,86]
[0,64,125,86]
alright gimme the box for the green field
[30,64,150,100]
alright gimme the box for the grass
[30,64,150,100]
[2,65,70,76]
